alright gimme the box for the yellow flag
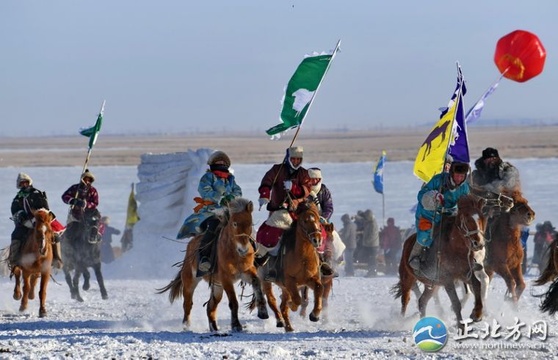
[125,183,140,227]
[413,102,456,183]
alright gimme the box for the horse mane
[228,197,251,215]
[34,208,52,228]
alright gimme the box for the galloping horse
[483,190,535,304]
[259,201,324,332]
[392,194,487,330]
[300,222,335,321]
[61,214,108,302]
[157,198,268,332]
[12,208,54,317]
[533,233,558,314]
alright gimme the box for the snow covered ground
[0,156,556,359]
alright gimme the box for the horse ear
[247,201,253,213]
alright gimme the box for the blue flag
[373,151,386,194]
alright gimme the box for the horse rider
[62,169,102,244]
[176,151,242,275]
[307,167,336,276]
[409,161,471,272]
[9,172,64,270]
[470,147,521,195]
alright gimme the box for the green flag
[80,101,105,149]
[266,43,339,137]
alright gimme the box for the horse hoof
[13,293,22,301]
[232,324,243,332]
[77,297,84,303]
[285,326,294,333]
[276,320,285,328]
[309,313,320,322]
[257,308,269,320]
[39,310,47,318]
[83,283,90,291]
[102,294,109,300]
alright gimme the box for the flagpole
[465,70,506,122]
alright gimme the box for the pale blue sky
[1,1,556,137]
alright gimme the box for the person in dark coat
[10,172,64,270]
[380,217,403,275]
[307,167,333,222]
[258,146,310,213]
[62,169,101,244]
[339,214,357,276]
[99,216,121,264]
[361,209,380,277]
[471,147,521,195]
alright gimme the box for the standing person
[519,226,530,274]
[361,209,380,277]
[99,216,121,264]
[409,161,471,272]
[471,147,521,194]
[533,221,556,269]
[339,214,357,276]
[177,151,242,275]
[62,169,101,244]
[380,217,403,275]
[257,146,310,213]
[9,172,64,270]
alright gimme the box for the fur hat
[16,172,33,189]
[81,169,95,182]
[207,151,231,168]
[445,154,454,164]
[101,216,110,224]
[482,147,499,160]
[308,168,322,179]
[450,162,470,175]
[288,146,303,158]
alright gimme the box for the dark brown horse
[533,233,558,314]
[392,194,488,330]
[483,190,535,304]
[157,198,268,332]
[12,208,54,317]
[259,201,324,332]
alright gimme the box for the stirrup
[264,269,277,282]
[320,263,335,277]
[198,257,211,273]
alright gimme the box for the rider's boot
[409,241,428,271]
[8,239,21,270]
[197,220,218,275]
[51,234,64,269]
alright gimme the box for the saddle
[415,215,456,281]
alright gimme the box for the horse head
[31,208,53,256]
[508,191,536,226]
[295,201,323,248]
[456,195,487,252]
[225,198,254,257]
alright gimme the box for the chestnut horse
[157,198,268,332]
[483,191,535,304]
[259,201,324,332]
[12,208,54,317]
[300,222,335,321]
[533,233,558,314]
[392,194,488,330]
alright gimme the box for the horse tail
[155,270,183,304]
[539,277,558,315]
[534,238,558,286]
[246,294,256,312]
[390,281,403,299]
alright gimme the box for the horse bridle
[456,211,485,251]
[300,212,322,246]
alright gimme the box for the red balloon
[494,30,546,83]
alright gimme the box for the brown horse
[483,191,535,304]
[300,222,335,321]
[533,233,558,314]
[259,201,324,332]
[11,208,54,317]
[392,194,488,330]
[157,198,268,332]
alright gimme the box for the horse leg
[92,264,108,300]
[468,277,483,322]
[284,278,304,312]
[417,285,435,318]
[28,274,38,300]
[499,267,518,303]
[63,268,77,300]
[38,271,50,318]
[72,269,84,303]
[279,289,294,332]
[299,286,309,318]
[443,282,464,332]
[307,277,324,322]
[243,270,268,320]
[20,272,31,312]
[13,267,22,301]
[181,266,200,330]
[221,279,243,332]
[511,266,526,301]
[262,280,284,328]
[82,268,91,291]
[398,269,416,317]
[321,278,333,322]
[207,284,224,332]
